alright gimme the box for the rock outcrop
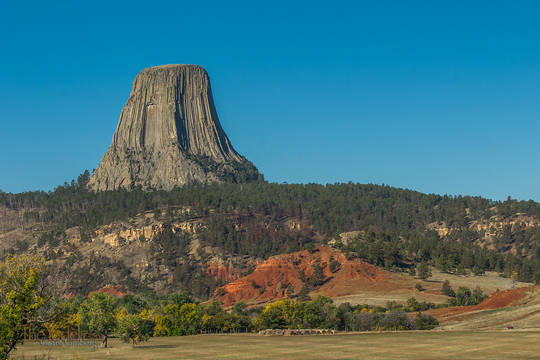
[89,64,259,191]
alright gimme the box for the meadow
[12,331,540,360]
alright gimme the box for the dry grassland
[13,331,540,360]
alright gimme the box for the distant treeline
[41,281,486,339]
[38,291,440,344]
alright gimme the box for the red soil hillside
[213,246,408,307]
[427,286,538,322]
[89,285,130,298]
[205,261,241,282]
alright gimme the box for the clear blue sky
[2,1,540,201]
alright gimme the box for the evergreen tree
[297,285,311,302]
[309,263,325,287]
[441,280,455,297]
[417,262,432,280]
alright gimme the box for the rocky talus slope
[89,64,251,191]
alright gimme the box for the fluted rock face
[89,64,258,191]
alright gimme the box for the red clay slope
[205,261,242,282]
[428,286,537,321]
[89,285,130,298]
[213,246,408,307]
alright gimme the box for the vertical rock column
[88,64,248,191]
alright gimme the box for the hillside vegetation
[0,174,539,298]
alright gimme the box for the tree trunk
[102,331,108,348]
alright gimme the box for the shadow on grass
[134,344,179,349]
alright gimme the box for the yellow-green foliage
[44,302,81,340]
[256,300,304,329]
[116,308,155,345]
[154,303,201,336]
[0,254,48,360]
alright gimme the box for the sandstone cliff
[89,64,259,191]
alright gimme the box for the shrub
[329,257,341,272]
[353,312,381,331]
[415,312,438,330]
[380,311,415,330]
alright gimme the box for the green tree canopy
[0,255,49,360]
[78,293,118,348]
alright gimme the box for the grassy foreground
[12,331,540,360]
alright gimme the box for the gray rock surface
[88,64,252,191]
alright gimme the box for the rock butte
[89,64,253,191]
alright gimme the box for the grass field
[12,331,540,360]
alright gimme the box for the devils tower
[88,64,260,191]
